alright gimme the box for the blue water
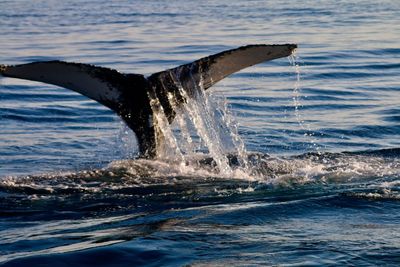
[1,0,400,266]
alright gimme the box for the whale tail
[0,44,297,158]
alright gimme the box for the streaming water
[1,0,400,266]
[149,70,251,178]
[289,53,320,152]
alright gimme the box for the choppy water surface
[1,0,400,266]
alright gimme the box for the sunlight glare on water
[0,0,400,266]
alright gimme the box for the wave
[1,149,399,265]
[1,148,399,215]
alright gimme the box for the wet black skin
[0,44,297,159]
[111,73,185,158]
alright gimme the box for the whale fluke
[0,44,297,158]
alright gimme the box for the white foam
[147,71,252,178]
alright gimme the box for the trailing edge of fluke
[0,44,297,158]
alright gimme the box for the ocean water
[1,0,400,266]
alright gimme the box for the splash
[147,71,251,179]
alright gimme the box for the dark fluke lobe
[0,44,297,158]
